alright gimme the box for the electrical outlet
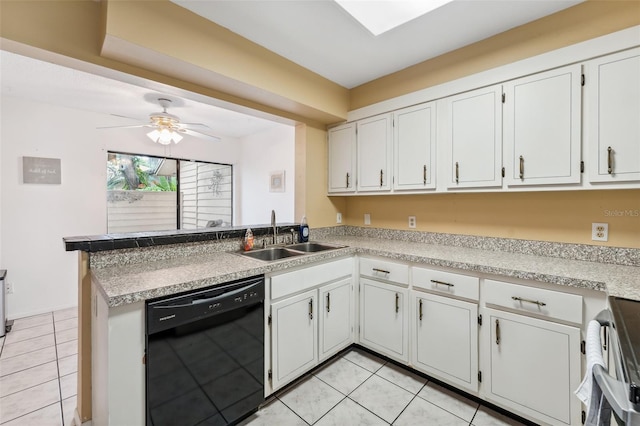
[408,216,416,228]
[5,280,14,295]
[336,212,342,224]
[364,213,371,225]
[592,223,608,242]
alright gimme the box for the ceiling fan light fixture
[147,128,182,145]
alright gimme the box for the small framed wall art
[23,156,62,184]
[269,170,285,192]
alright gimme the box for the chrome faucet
[271,210,277,245]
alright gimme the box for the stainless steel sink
[285,242,344,253]
[240,247,304,261]
[239,242,345,262]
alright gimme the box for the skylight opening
[335,0,453,36]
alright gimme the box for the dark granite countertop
[63,224,300,252]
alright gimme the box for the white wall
[0,96,293,319]
[236,126,296,226]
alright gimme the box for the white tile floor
[241,349,530,426]
[0,308,78,426]
[1,309,528,426]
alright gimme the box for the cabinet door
[445,85,503,189]
[586,48,640,183]
[357,114,392,192]
[319,278,353,361]
[328,123,356,193]
[359,278,408,362]
[412,292,478,392]
[504,65,582,186]
[271,289,318,390]
[485,308,581,425]
[393,103,436,190]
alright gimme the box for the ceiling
[0,51,288,140]
[1,1,583,137]
[173,0,584,89]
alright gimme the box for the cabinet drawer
[271,258,353,300]
[360,257,409,284]
[484,280,582,324]
[412,268,479,301]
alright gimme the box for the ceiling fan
[98,98,221,144]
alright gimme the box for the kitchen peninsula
[65,225,640,426]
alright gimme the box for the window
[106,152,232,233]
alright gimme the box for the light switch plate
[336,212,342,224]
[592,223,608,241]
[364,213,371,225]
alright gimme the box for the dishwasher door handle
[153,281,262,310]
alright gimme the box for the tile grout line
[274,395,312,425]
[52,312,65,426]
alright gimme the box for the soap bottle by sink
[299,216,309,243]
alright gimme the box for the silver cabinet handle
[519,156,524,179]
[495,319,500,345]
[309,299,313,320]
[395,293,399,313]
[455,162,459,184]
[372,268,390,275]
[512,296,546,307]
[423,165,427,185]
[607,146,613,174]
[326,292,330,313]
[419,299,423,321]
[380,169,384,187]
[430,279,454,288]
[346,172,350,188]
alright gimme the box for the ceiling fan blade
[181,128,221,142]
[97,124,150,130]
[181,122,210,128]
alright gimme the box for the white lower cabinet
[359,278,408,362]
[271,289,318,390]
[319,278,353,362]
[268,257,354,391]
[411,291,478,393]
[484,308,582,425]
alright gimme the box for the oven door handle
[591,309,637,424]
[593,364,633,422]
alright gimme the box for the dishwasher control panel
[146,275,264,334]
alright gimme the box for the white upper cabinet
[357,114,392,192]
[444,85,503,189]
[586,48,640,183]
[503,64,582,186]
[328,123,356,193]
[393,103,436,190]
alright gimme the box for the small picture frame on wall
[269,170,285,192]
[22,156,62,184]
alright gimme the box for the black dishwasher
[145,276,265,426]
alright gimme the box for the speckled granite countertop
[91,236,640,308]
